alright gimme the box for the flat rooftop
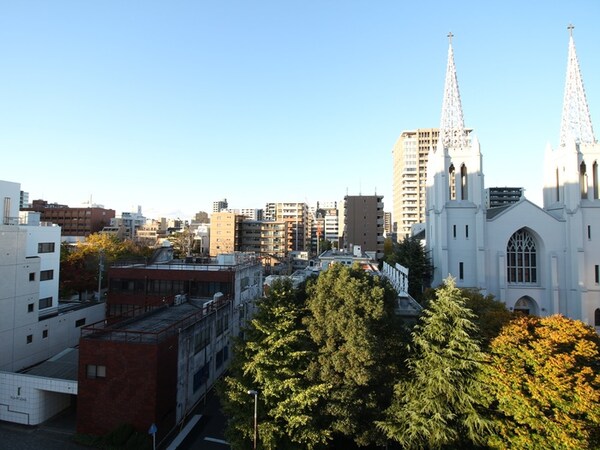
[81,298,226,344]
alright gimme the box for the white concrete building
[425,31,600,326]
[1,180,105,424]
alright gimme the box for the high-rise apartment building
[343,195,384,259]
[239,220,287,264]
[264,202,309,252]
[485,187,524,208]
[209,212,242,256]
[392,128,439,239]
[212,199,228,213]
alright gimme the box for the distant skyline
[1,1,599,219]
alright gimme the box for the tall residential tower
[392,129,439,238]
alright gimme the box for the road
[0,411,85,450]
[0,390,231,450]
[172,389,231,450]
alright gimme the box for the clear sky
[1,1,599,220]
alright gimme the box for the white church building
[425,29,600,327]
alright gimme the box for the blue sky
[1,1,599,219]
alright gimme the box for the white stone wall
[0,371,76,425]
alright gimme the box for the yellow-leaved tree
[483,314,600,449]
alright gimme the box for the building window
[216,311,229,336]
[580,161,588,199]
[26,335,32,344]
[28,303,34,313]
[507,228,537,283]
[42,330,48,339]
[459,262,464,280]
[453,225,456,238]
[193,364,209,393]
[556,168,560,202]
[86,364,106,379]
[75,318,86,327]
[3,197,10,225]
[593,162,599,200]
[39,297,52,309]
[40,270,54,281]
[194,327,210,354]
[449,164,456,200]
[29,273,35,281]
[595,265,599,284]
[465,225,469,238]
[588,225,592,240]
[460,164,468,200]
[38,242,56,253]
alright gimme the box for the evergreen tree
[305,263,403,447]
[384,236,432,302]
[220,278,329,450]
[483,314,600,449]
[378,277,491,449]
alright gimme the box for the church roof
[485,204,511,220]
[486,198,564,223]
[559,25,596,146]
[439,32,468,150]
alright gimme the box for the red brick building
[23,200,115,239]
[76,253,262,442]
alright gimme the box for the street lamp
[247,389,258,450]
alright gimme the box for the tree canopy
[220,278,329,450]
[60,233,152,298]
[483,314,600,449]
[384,236,432,302]
[305,263,403,447]
[378,277,491,449]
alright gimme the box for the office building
[343,195,385,260]
[23,199,115,242]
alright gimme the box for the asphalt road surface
[174,389,231,450]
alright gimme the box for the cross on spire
[559,24,596,146]
[447,32,453,43]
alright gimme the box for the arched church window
[593,161,599,200]
[595,308,600,327]
[449,164,456,200]
[580,161,588,199]
[460,164,468,200]
[555,168,560,202]
[506,228,537,284]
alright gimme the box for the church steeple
[559,24,596,147]
[439,32,468,150]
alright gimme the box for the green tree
[384,236,432,302]
[317,239,332,254]
[378,277,491,449]
[168,225,195,258]
[305,263,403,447]
[220,278,329,450]
[483,314,600,449]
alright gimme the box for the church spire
[559,24,596,147]
[439,32,468,150]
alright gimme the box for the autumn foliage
[483,314,600,449]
